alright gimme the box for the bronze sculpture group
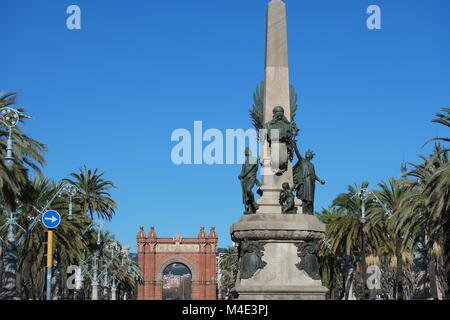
[239,105,325,215]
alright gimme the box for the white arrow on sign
[44,216,57,223]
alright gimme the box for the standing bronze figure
[293,150,325,214]
[239,148,262,214]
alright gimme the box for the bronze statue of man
[293,150,325,214]
[239,148,261,214]
[263,106,296,174]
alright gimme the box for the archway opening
[162,262,192,300]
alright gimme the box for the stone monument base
[231,213,328,300]
[235,285,328,300]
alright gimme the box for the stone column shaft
[258,0,295,213]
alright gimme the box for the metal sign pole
[46,230,54,300]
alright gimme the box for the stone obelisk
[257,0,294,214]
[230,0,328,300]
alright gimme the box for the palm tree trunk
[428,255,438,299]
[328,257,336,300]
[444,215,450,300]
[345,269,355,300]
[361,230,369,300]
[0,245,3,293]
[0,240,20,300]
[342,256,354,300]
[395,236,404,300]
[22,251,34,300]
[37,269,46,299]
[341,271,347,300]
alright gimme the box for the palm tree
[422,155,450,299]
[218,246,238,299]
[370,178,411,299]
[0,92,45,300]
[317,207,346,300]
[424,108,449,146]
[328,182,388,300]
[12,177,92,299]
[423,108,450,299]
[64,166,116,221]
[397,145,448,299]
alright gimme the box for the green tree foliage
[0,92,140,300]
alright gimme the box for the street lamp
[91,251,99,300]
[355,187,370,300]
[0,106,30,168]
[0,106,28,300]
[355,187,396,300]
[61,184,79,221]
[78,224,121,300]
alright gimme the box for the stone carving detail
[295,242,321,280]
[238,238,267,279]
[156,244,199,253]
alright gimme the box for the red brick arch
[156,257,197,281]
[136,226,218,300]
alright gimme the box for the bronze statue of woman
[293,150,325,214]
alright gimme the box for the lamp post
[0,107,25,300]
[356,187,397,300]
[0,106,28,299]
[77,236,131,301]
[79,222,119,300]
[63,184,79,221]
[97,240,120,300]
[111,273,117,300]
[91,251,99,300]
[0,106,30,168]
[355,187,370,300]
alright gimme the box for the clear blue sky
[1,0,449,250]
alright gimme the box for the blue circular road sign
[41,210,61,229]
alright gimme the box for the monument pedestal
[231,213,328,300]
